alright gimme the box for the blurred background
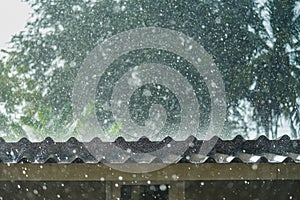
[0,0,299,141]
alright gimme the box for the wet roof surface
[0,135,299,164]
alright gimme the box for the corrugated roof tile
[0,135,299,164]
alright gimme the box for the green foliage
[243,0,300,138]
[0,0,299,140]
[20,103,75,141]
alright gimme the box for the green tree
[0,51,27,140]
[243,0,300,138]
[1,0,299,139]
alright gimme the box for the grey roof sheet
[0,135,299,164]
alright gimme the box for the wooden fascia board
[0,163,299,181]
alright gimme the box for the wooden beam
[0,163,299,181]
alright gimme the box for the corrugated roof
[0,135,299,164]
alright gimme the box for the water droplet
[252,164,258,170]
[159,184,167,191]
[171,174,178,180]
[143,89,152,97]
